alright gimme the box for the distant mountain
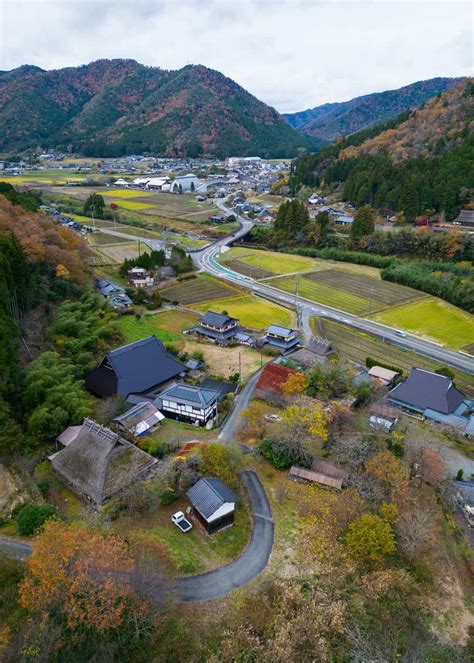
[0,59,313,158]
[290,80,474,219]
[285,77,464,141]
[339,79,474,161]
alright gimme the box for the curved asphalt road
[0,471,274,604]
[192,205,474,376]
[175,469,274,602]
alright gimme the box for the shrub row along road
[194,203,474,376]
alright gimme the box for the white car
[265,413,282,423]
[395,330,407,337]
[171,511,193,533]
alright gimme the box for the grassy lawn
[314,317,474,397]
[102,188,151,198]
[222,248,315,275]
[191,294,295,330]
[160,274,243,306]
[115,492,251,575]
[268,274,370,315]
[374,298,474,349]
[115,309,202,347]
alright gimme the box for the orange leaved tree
[19,519,153,633]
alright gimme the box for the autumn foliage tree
[19,520,165,634]
[345,512,396,565]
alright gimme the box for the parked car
[171,511,193,533]
[265,413,282,423]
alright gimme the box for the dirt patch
[224,259,273,279]
[184,341,261,380]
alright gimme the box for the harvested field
[89,233,131,245]
[268,274,370,315]
[315,318,474,397]
[160,275,243,306]
[224,259,273,279]
[305,270,423,307]
[184,341,262,379]
[98,241,141,262]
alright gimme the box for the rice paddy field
[191,294,295,330]
[102,189,151,198]
[314,317,474,397]
[267,274,371,315]
[221,248,314,274]
[160,274,244,306]
[91,241,141,263]
[304,270,423,308]
[374,298,474,350]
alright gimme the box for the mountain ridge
[0,59,313,158]
[285,77,465,141]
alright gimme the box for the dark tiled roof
[266,324,297,338]
[201,311,237,328]
[193,325,240,340]
[187,477,238,520]
[200,378,237,398]
[157,383,218,408]
[388,368,465,415]
[86,336,184,399]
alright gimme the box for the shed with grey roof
[187,477,238,533]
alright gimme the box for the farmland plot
[315,318,474,397]
[224,259,273,279]
[304,270,424,307]
[160,275,243,306]
[267,274,370,315]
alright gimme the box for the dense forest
[290,81,474,219]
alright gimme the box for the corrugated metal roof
[288,466,343,490]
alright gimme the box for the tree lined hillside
[285,77,463,141]
[0,59,312,157]
[290,81,474,219]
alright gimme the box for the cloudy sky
[0,0,472,113]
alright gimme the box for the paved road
[0,471,275,604]
[219,367,263,441]
[193,208,474,376]
[175,469,274,602]
[0,536,32,560]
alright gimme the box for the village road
[175,469,274,602]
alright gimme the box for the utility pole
[295,275,300,309]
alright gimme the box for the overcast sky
[0,0,472,113]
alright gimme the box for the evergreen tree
[83,193,105,217]
[351,205,375,244]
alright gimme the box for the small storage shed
[186,477,238,533]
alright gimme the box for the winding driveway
[0,470,274,603]
[175,470,274,602]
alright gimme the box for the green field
[115,310,198,347]
[374,298,474,349]
[160,274,243,306]
[222,248,315,274]
[114,200,154,210]
[191,294,295,329]
[102,189,150,198]
[268,274,370,315]
[315,318,474,397]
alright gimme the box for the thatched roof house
[50,418,158,505]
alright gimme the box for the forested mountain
[290,80,474,219]
[0,59,312,158]
[285,77,463,142]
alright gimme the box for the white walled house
[127,267,154,288]
[155,383,218,426]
